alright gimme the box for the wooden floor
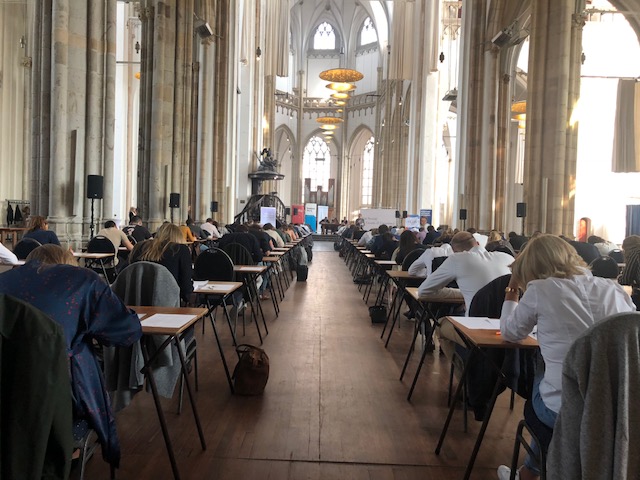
[83,242,524,480]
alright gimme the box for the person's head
[137,223,183,262]
[382,232,395,242]
[466,227,477,235]
[420,216,427,226]
[588,235,605,244]
[104,220,116,229]
[129,215,142,226]
[510,234,587,288]
[236,224,249,233]
[263,223,274,231]
[434,233,453,246]
[399,229,417,248]
[427,225,435,233]
[378,224,389,235]
[488,230,502,242]
[622,235,640,259]
[508,231,517,239]
[27,244,76,267]
[205,218,213,224]
[589,255,619,279]
[450,231,478,252]
[28,215,48,232]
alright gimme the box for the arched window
[361,136,375,206]
[303,136,332,192]
[359,17,378,46]
[313,22,336,50]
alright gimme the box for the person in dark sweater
[395,229,421,264]
[248,223,274,256]
[422,225,441,245]
[129,223,193,303]
[218,224,263,263]
[23,215,61,245]
[122,215,152,243]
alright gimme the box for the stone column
[524,1,584,235]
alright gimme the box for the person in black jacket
[248,223,274,256]
[218,224,263,263]
[129,223,193,303]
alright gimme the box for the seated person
[418,231,513,358]
[422,225,441,245]
[619,235,640,309]
[97,220,134,270]
[23,215,60,245]
[122,215,152,243]
[218,224,263,263]
[179,220,197,242]
[129,223,194,303]
[200,218,222,239]
[0,244,142,468]
[497,235,635,480]
[561,235,600,265]
[377,232,398,260]
[368,224,390,253]
[394,230,421,265]
[187,218,204,239]
[408,234,453,277]
[0,242,18,265]
[263,223,285,248]
[587,235,618,256]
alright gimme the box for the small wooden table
[131,306,209,480]
[435,316,539,480]
[0,227,28,248]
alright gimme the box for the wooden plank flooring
[82,242,523,479]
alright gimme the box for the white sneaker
[497,465,519,480]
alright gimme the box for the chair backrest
[0,294,73,478]
[87,235,116,255]
[431,255,448,272]
[111,261,180,307]
[13,237,42,260]
[402,246,427,271]
[608,248,624,263]
[548,312,640,479]
[126,234,137,245]
[222,242,255,266]
[193,247,235,282]
[589,255,619,279]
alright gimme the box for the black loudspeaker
[516,202,527,218]
[402,210,408,219]
[210,201,219,213]
[285,207,291,216]
[169,193,180,208]
[395,210,401,218]
[459,209,467,220]
[86,175,104,199]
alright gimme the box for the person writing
[497,234,635,480]
[23,215,61,245]
[0,244,142,469]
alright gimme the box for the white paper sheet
[450,316,501,330]
[142,314,197,329]
[197,283,231,292]
[193,280,208,289]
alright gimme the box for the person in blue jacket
[0,244,142,468]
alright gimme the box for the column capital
[572,12,587,29]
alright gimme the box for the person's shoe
[402,310,415,319]
[497,465,519,480]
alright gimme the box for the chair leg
[177,374,184,415]
[510,389,515,410]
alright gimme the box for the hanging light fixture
[320,124,338,130]
[333,100,347,106]
[330,92,350,100]
[319,68,364,83]
[326,82,356,92]
[316,116,344,125]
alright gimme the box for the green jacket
[0,294,73,479]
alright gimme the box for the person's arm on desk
[91,282,142,346]
[0,242,18,265]
[500,278,537,342]
[408,249,429,277]
[417,257,456,297]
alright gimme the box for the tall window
[361,137,375,205]
[359,17,378,46]
[303,136,332,191]
[313,22,336,50]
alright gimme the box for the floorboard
[81,241,524,479]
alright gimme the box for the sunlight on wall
[574,7,640,243]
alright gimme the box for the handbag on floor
[369,305,387,324]
[297,265,308,281]
[233,344,270,395]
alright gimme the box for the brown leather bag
[233,344,270,395]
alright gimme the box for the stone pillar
[494,73,511,231]
[524,1,584,235]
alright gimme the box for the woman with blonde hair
[497,234,635,480]
[129,223,193,302]
[23,215,61,245]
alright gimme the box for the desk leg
[207,300,235,393]
[435,348,472,455]
[220,298,238,347]
[250,274,269,335]
[244,278,264,344]
[407,310,436,401]
[400,305,428,381]
[141,340,182,480]
[385,285,406,348]
[173,337,207,450]
[458,377,503,480]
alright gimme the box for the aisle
[84,243,523,479]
